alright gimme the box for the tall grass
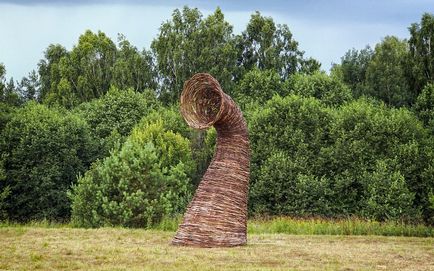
[248,217,434,237]
[1,216,432,237]
[0,219,71,228]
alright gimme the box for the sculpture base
[171,224,247,247]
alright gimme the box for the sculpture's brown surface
[172,73,250,247]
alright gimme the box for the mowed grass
[1,226,433,271]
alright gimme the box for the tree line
[0,7,433,226]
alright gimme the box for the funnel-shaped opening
[180,73,223,129]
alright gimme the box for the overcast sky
[0,0,433,80]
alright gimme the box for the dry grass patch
[0,227,433,270]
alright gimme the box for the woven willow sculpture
[172,73,250,247]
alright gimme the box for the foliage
[74,87,158,158]
[0,102,95,221]
[408,13,434,95]
[1,7,434,226]
[249,95,433,222]
[0,102,16,134]
[0,156,9,220]
[111,34,157,92]
[287,71,353,106]
[151,6,237,104]
[249,95,334,216]
[39,31,156,108]
[138,106,191,139]
[362,160,418,221]
[236,11,320,80]
[414,83,434,133]
[38,44,68,102]
[0,63,21,106]
[365,36,412,107]
[70,120,193,228]
[51,30,117,107]
[17,70,40,102]
[234,68,284,107]
[331,46,373,97]
[138,107,216,186]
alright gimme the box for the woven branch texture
[172,73,250,247]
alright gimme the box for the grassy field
[1,226,433,271]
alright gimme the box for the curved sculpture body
[172,73,250,247]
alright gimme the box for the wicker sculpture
[172,73,250,247]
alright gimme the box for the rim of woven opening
[180,73,224,129]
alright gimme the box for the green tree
[111,34,157,92]
[236,11,319,80]
[37,44,68,101]
[151,6,238,104]
[0,63,5,99]
[18,70,40,102]
[408,13,434,95]
[139,107,216,187]
[41,31,117,108]
[0,64,21,106]
[365,36,412,106]
[251,151,333,216]
[331,46,373,97]
[70,120,193,228]
[0,102,95,221]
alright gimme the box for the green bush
[414,83,434,133]
[0,157,9,220]
[250,152,333,216]
[0,102,95,221]
[249,95,334,215]
[234,68,285,107]
[70,120,194,228]
[0,103,16,134]
[138,106,191,139]
[74,87,158,157]
[139,106,216,186]
[362,160,418,221]
[287,72,353,106]
[249,95,433,222]
[328,99,433,221]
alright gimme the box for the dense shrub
[234,68,285,108]
[287,72,353,106]
[0,102,95,221]
[249,95,433,222]
[0,103,16,134]
[138,106,191,139]
[251,151,334,216]
[328,99,433,221]
[414,83,434,133]
[362,160,418,221]
[249,95,334,215]
[70,119,194,228]
[74,87,158,157]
